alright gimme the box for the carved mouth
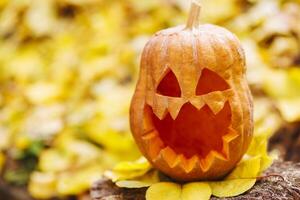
[143,101,239,172]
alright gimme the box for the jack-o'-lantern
[130,1,253,181]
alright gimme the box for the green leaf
[182,182,211,200]
[146,182,181,200]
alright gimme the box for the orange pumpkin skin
[130,11,253,181]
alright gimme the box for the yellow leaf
[28,172,57,199]
[210,179,256,198]
[106,157,153,182]
[209,156,260,197]
[247,135,273,173]
[115,170,159,188]
[247,122,274,174]
[259,154,273,174]
[247,135,268,157]
[114,157,151,172]
[38,149,72,172]
[253,99,281,139]
[57,164,103,195]
[116,180,152,188]
[226,156,261,179]
[201,0,240,23]
[277,98,300,122]
[57,138,102,167]
[146,182,181,200]
[0,126,10,150]
[105,169,150,182]
[86,119,138,155]
[263,68,300,99]
[25,82,62,104]
[182,182,211,200]
[14,135,31,150]
[0,152,5,172]
[25,0,56,36]
[146,182,212,200]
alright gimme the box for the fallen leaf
[116,180,152,188]
[114,157,151,172]
[146,182,181,200]
[226,156,261,179]
[0,152,5,172]
[105,157,153,182]
[28,172,57,199]
[277,98,300,122]
[182,182,211,200]
[115,170,159,188]
[209,179,256,198]
[209,155,261,198]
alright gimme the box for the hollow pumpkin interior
[144,68,234,164]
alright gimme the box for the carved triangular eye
[196,68,229,95]
[157,70,181,97]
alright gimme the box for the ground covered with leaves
[0,0,300,199]
[91,162,300,200]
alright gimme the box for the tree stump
[91,162,300,200]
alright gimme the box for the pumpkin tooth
[153,94,168,120]
[179,155,200,173]
[189,96,205,110]
[224,127,239,143]
[146,92,154,107]
[183,155,199,173]
[200,152,215,172]
[222,140,230,159]
[221,127,240,159]
[160,147,179,168]
[152,102,168,120]
[152,106,168,120]
[167,98,186,120]
[223,89,234,98]
[173,154,184,168]
[202,91,227,114]
[211,150,228,161]
[179,155,189,172]
[156,154,187,176]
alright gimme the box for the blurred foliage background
[0,0,299,199]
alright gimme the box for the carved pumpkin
[130,1,253,181]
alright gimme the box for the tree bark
[91,162,300,200]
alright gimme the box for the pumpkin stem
[186,0,201,29]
